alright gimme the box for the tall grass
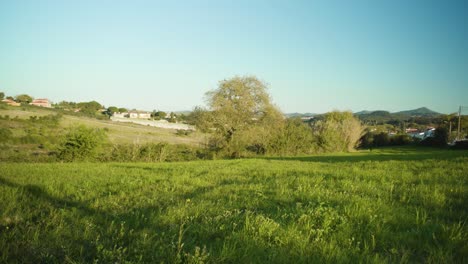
[1,148,467,263]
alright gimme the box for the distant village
[2,98,51,108]
[1,96,194,130]
[1,95,444,139]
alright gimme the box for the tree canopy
[15,94,33,104]
[77,101,103,116]
[106,106,119,115]
[312,111,364,152]
[196,76,283,157]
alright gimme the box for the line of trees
[192,76,365,158]
[0,92,34,104]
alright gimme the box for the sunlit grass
[1,148,467,263]
[0,106,205,146]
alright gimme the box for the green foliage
[313,111,364,152]
[106,106,119,115]
[54,100,77,110]
[100,143,202,162]
[176,129,194,136]
[0,92,4,100]
[1,148,467,263]
[118,107,128,113]
[268,118,316,155]
[15,94,33,104]
[152,110,167,120]
[0,127,12,142]
[77,101,103,116]
[189,106,212,131]
[0,114,64,161]
[168,112,177,123]
[197,76,284,157]
[361,132,414,148]
[57,125,107,161]
[391,134,413,145]
[420,127,448,147]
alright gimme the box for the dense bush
[373,132,390,146]
[360,132,413,148]
[0,127,12,143]
[391,134,412,145]
[57,125,107,161]
[420,127,448,147]
[451,140,468,150]
[176,129,194,136]
[267,118,316,155]
[312,111,364,152]
[100,143,203,162]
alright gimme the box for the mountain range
[355,107,442,118]
[286,107,441,118]
[284,107,444,123]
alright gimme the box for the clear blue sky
[1,0,467,114]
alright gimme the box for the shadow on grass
[262,147,468,163]
[0,176,304,263]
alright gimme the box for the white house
[128,111,151,119]
[113,110,151,119]
[113,112,127,118]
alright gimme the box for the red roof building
[30,98,52,108]
[1,99,21,106]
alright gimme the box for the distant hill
[285,112,318,118]
[355,107,441,117]
[394,107,441,117]
[173,110,192,115]
[354,107,442,124]
[354,110,373,115]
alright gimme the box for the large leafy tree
[77,101,103,116]
[152,110,167,120]
[107,106,119,114]
[15,94,33,104]
[197,76,283,157]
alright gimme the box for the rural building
[301,116,314,121]
[113,111,151,119]
[30,98,52,108]
[1,99,21,106]
[113,112,127,118]
[405,128,419,133]
[129,111,151,119]
[407,127,436,139]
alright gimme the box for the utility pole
[449,121,452,137]
[457,106,462,141]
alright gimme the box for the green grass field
[1,147,467,263]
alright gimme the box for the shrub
[267,118,316,155]
[373,132,390,146]
[176,129,193,136]
[451,140,468,150]
[57,125,107,161]
[390,134,412,145]
[313,111,364,152]
[102,143,201,162]
[0,128,12,143]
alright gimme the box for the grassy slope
[1,148,467,263]
[0,106,204,145]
